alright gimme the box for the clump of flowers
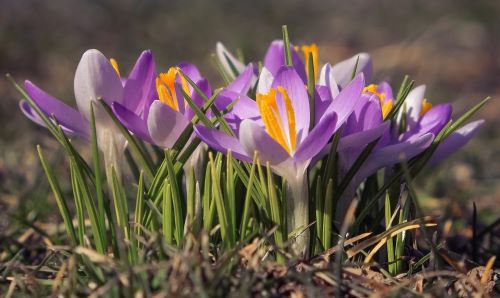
[14,26,487,270]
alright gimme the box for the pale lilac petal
[216,90,260,119]
[338,121,390,150]
[397,85,426,129]
[314,85,333,125]
[179,61,203,83]
[428,120,484,166]
[185,78,212,120]
[332,53,372,88]
[360,133,434,179]
[147,100,190,148]
[216,42,246,79]
[402,104,451,141]
[263,40,306,82]
[319,63,340,98]
[294,112,337,163]
[377,81,393,100]
[322,73,365,129]
[193,124,251,162]
[239,119,290,165]
[112,102,153,144]
[227,64,254,94]
[272,66,310,137]
[416,103,452,135]
[74,49,123,120]
[123,50,155,114]
[257,67,274,95]
[24,80,89,136]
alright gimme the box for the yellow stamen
[155,67,191,112]
[277,86,297,151]
[256,87,297,154]
[109,58,121,77]
[363,84,393,119]
[382,100,393,119]
[420,98,433,116]
[301,44,319,81]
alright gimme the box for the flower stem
[286,174,310,258]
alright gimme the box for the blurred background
[1,0,499,232]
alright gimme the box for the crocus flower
[20,49,155,178]
[333,82,484,220]
[112,61,255,147]
[217,40,372,97]
[394,85,484,165]
[195,66,365,256]
[113,60,255,180]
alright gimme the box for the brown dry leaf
[344,267,390,291]
[452,266,499,297]
[347,217,437,259]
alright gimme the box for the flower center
[110,58,121,77]
[363,84,393,119]
[156,67,190,112]
[256,87,297,154]
[420,98,433,116]
[296,43,319,82]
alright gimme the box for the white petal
[147,100,190,148]
[216,42,246,79]
[256,67,274,95]
[397,85,426,129]
[319,63,340,98]
[332,52,372,87]
[74,49,123,121]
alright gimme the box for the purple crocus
[195,66,365,256]
[112,61,255,148]
[334,82,484,219]
[217,40,372,96]
[20,49,155,178]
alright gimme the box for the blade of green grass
[37,146,78,246]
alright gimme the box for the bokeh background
[1,0,499,230]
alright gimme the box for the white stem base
[286,175,309,259]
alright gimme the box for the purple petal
[294,112,338,163]
[194,124,251,162]
[185,78,212,120]
[272,66,310,138]
[24,80,89,136]
[123,50,156,114]
[19,100,80,136]
[319,63,340,98]
[178,62,203,83]
[314,85,333,125]
[377,81,393,100]
[263,40,307,82]
[74,49,123,120]
[343,96,383,137]
[322,73,365,129]
[338,121,390,151]
[332,53,372,88]
[239,119,291,166]
[147,100,190,148]
[418,104,452,134]
[402,104,451,140]
[112,102,153,144]
[216,90,260,119]
[428,120,484,166]
[359,133,434,179]
[226,64,254,94]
